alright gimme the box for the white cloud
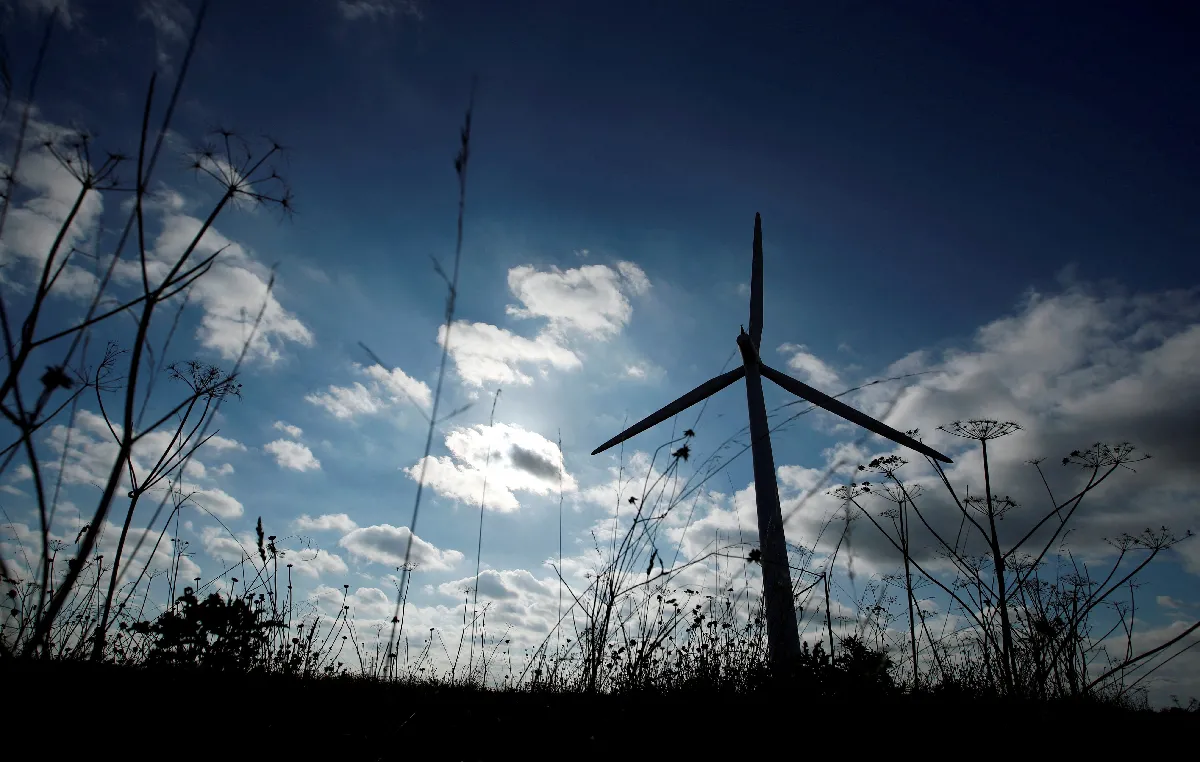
[441,261,649,388]
[288,548,349,579]
[312,584,396,621]
[294,513,359,533]
[114,210,314,364]
[184,487,245,519]
[338,524,463,571]
[307,363,430,419]
[407,423,577,512]
[273,421,303,438]
[263,439,321,472]
[3,518,199,591]
[306,381,381,419]
[553,282,1200,705]
[41,409,245,519]
[0,146,104,298]
[440,321,581,388]
[778,343,841,387]
[434,569,562,638]
[506,262,649,338]
[361,363,433,409]
[205,435,247,452]
[755,283,1200,603]
[198,525,252,564]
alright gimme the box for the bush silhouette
[133,589,280,672]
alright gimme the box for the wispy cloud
[778,343,840,387]
[336,0,423,22]
[273,421,303,438]
[294,513,359,533]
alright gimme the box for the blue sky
[2,0,1198,703]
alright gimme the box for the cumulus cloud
[506,262,649,338]
[407,423,577,512]
[312,584,396,621]
[205,435,247,453]
[263,439,321,472]
[435,569,562,635]
[288,548,349,579]
[338,524,463,571]
[557,282,1200,704]
[42,409,245,518]
[3,518,201,589]
[0,129,309,367]
[118,211,315,364]
[443,261,649,387]
[306,381,381,419]
[307,363,431,419]
[185,487,245,519]
[0,145,104,298]
[440,321,581,388]
[361,363,433,409]
[651,283,1200,638]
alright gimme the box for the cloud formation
[307,363,430,419]
[264,439,321,472]
[444,262,649,388]
[778,343,841,387]
[407,423,577,512]
[338,524,463,571]
[506,261,649,338]
[43,410,245,518]
[294,513,359,533]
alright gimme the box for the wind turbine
[592,213,953,672]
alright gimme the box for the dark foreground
[5,660,1192,760]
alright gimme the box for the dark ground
[5,660,1191,760]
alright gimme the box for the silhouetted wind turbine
[592,213,953,672]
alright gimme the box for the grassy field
[6,658,1191,760]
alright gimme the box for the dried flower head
[938,419,1021,441]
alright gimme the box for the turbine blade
[592,366,747,455]
[749,212,763,350]
[759,363,954,463]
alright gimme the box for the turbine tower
[592,213,953,673]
